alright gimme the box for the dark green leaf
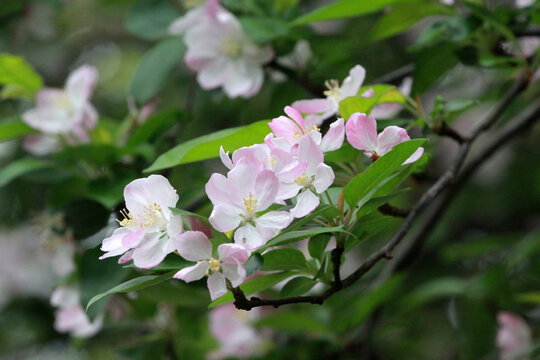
[125,0,179,40]
[127,109,184,146]
[411,43,458,95]
[239,17,290,44]
[0,159,57,188]
[257,310,327,334]
[308,234,331,260]
[261,248,307,271]
[280,276,317,297]
[0,118,36,142]
[244,252,264,276]
[258,226,348,251]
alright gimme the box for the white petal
[312,163,335,193]
[131,233,172,269]
[234,223,265,250]
[65,65,98,103]
[174,262,210,282]
[209,204,242,232]
[320,118,345,152]
[175,231,212,261]
[207,272,228,300]
[290,190,320,218]
[340,65,365,99]
[255,211,293,239]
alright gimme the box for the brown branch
[378,203,409,217]
[434,122,466,143]
[230,71,533,311]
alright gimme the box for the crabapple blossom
[208,304,270,359]
[168,0,222,36]
[288,135,335,218]
[496,312,532,360]
[22,65,99,154]
[219,143,307,202]
[50,286,103,338]
[100,175,183,269]
[176,1,273,98]
[346,112,424,164]
[267,106,344,153]
[292,65,366,125]
[206,158,293,250]
[174,231,250,300]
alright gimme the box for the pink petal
[312,163,335,193]
[131,233,171,269]
[65,65,98,103]
[320,118,345,152]
[209,204,243,233]
[175,231,212,261]
[403,147,424,165]
[219,146,234,169]
[268,116,302,145]
[290,190,320,218]
[118,249,134,264]
[166,214,184,239]
[297,135,323,174]
[218,243,250,263]
[254,170,279,211]
[376,125,410,155]
[340,65,366,99]
[292,98,333,114]
[206,173,231,206]
[208,272,228,300]
[174,262,210,282]
[284,105,305,129]
[22,106,72,134]
[121,227,144,248]
[36,88,64,107]
[221,260,246,287]
[345,113,377,152]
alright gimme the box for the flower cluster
[22,65,99,155]
[169,0,273,99]
[100,64,424,301]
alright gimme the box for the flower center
[221,37,242,58]
[243,193,258,219]
[294,172,311,188]
[209,258,221,272]
[116,203,167,229]
[323,79,341,103]
[53,91,73,112]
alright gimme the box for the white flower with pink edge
[497,311,532,360]
[100,175,183,269]
[174,231,250,300]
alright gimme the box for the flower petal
[290,190,320,218]
[312,163,335,193]
[209,204,243,233]
[340,65,366,99]
[131,233,172,269]
[255,211,293,238]
[207,272,228,301]
[234,223,265,250]
[376,125,410,155]
[320,118,345,152]
[174,261,210,282]
[345,112,377,152]
[403,147,424,165]
[65,65,98,104]
[175,231,212,261]
[292,98,333,114]
[221,260,246,288]
[218,243,250,263]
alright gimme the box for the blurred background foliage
[0,0,539,359]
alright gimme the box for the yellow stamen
[294,173,310,187]
[323,79,341,102]
[243,192,258,216]
[221,37,242,58]
[209,258,221,272]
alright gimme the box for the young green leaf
[261,248,308,271]
[280,276,318,297]
[0,118,36,142]
[0,158,57,188]
[0,53,43,99]
[258,226,348,252]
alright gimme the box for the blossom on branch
[174,231,250,300]
[100,175,183,269]
[496,312,532,360]
[345,112,423,164]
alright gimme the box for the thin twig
[378,203,410,218]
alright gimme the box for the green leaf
[125,0,179,41]
[411,43,458,95]
[0,158,57,188]
[137,282,211,308]
[146,120,270,172]
[369,3,454,42]
[515,292,540,305]
[286,204,339,232]
[261,248,307,271]
[239,17,290,44]
[292,0,420,26]
[244,253,264,276]
[349,216,400,251]
[0,119,36,142]
[129,37,185,104]
[308,234,331,260]
[462,2,518,46]
[0,53,43,99]
[123,253,190,271]
[209,271,293,308]
[400,277,469,311]
[258,226,348,252]
[343,139,426,208]
[339,84,406,120]
[126,109,184,147]
[280,276,317,297]
[257,311,327,334]
[86,271,176,311]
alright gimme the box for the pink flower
[208,304,269,359]
[176,2,273,98]
[497,312,532,360]
[292,65,366,125]
[267,106,345,153]
[50,286,103,338]
[345,112,423,164]
[22,65,98,145]
[206,159,293,250]
[288,135,335,217]
[219,143,307,202]
[174,231,250,300]
[168,0,222,36]
[100,175,183,269]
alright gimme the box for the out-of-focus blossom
[206,159,293,250]
[292,65,366,125]
[100,175,183,269]
[22,65,99,153]
[127,97,158,125]
[277,40,313,71]
[288,135,334,217]
[208,304,270,359]
[346,112,424,164]
[50,286,103,338]
[515,0,533,8]
[174,231,250,300]
[268,106,345,152]
[22,134,61,156]
[368,77,413,119]
[496,311,532,360]
[171,0,273,98]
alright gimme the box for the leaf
[411,43,458,95]
[129,37,185,104]
[286,204,338,232]
[86,271,177,311]
[125,0,179,41]
[126,109,184,146]
[257,311,327,334]
[308,234,331,260]
[280,276,317,297]
[0,118,35,142]
[137,282,211,308]
[261,248,307,271]
[400,277,469,311]
[369,3,454,42]
[146,120,270,172]
[0,53,43,99]
[462,2,518,46]
[343,139,426,208]
[349,216,400,250]
[209,271,293,308]
[292,0,421,26]
[0,158,56,188]
[244,253,264,276]
[515,292,540,305]
[339,85,406,120]
[258,226,348,252]
[170,207,210,225]
[123,253,189,271]
[239,17,290,44]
